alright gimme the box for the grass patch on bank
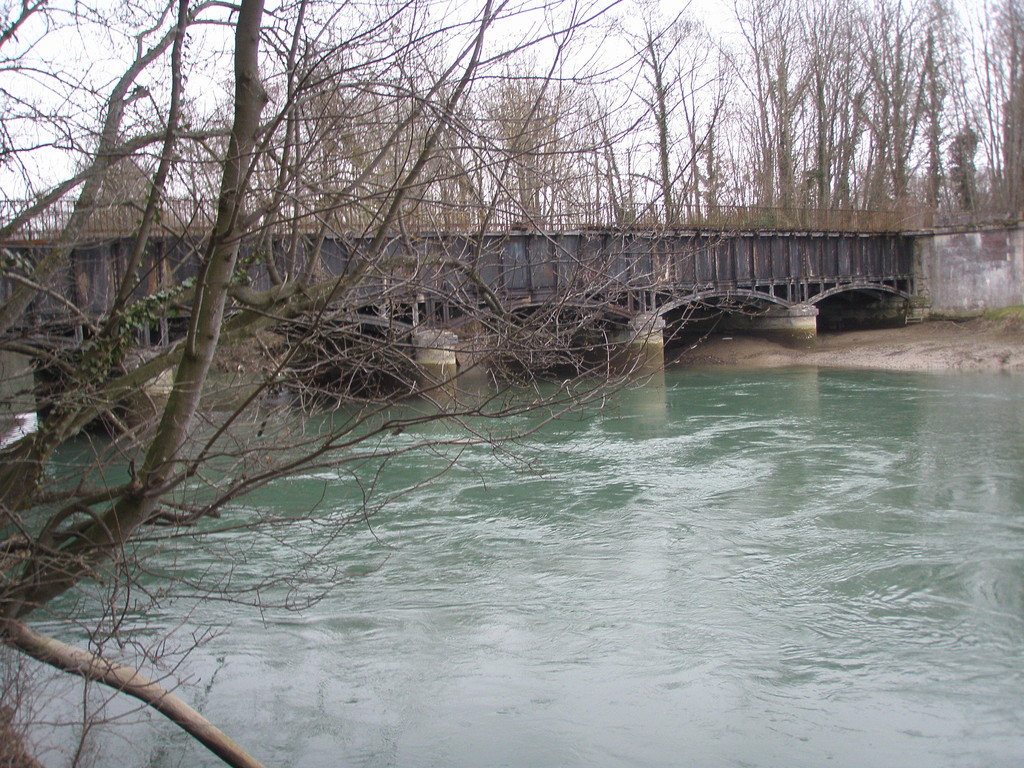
[985,306,1024,321]
[984,306,1024,332]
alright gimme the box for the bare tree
[796,0,866,211]
[856,0,933,209]
[966,0,1024,213]
[0,0,635,764]
[620,4,729,225]
[733,0,809,211]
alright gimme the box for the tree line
[3,0,1021,245]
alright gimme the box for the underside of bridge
[183,278,919,395]
[813,289,913,331]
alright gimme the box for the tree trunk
[3,619,266,768]
[3,0,269,619]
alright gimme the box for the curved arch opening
[814,288,910,331]
[659,294,789,351]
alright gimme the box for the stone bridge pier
[611,312,667,374]
[412,328,458,388]
[740,303,819,343]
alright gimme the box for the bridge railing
[1,196,955,243]
[0,198,218,242]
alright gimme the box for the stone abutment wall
[915,226,1024,317]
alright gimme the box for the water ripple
[67,369,1024,768]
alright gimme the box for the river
[34,367,1024,767]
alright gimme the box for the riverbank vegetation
[986,305,1024,322]
[0,0,1022,765]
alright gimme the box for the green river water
[33,367,1024,767]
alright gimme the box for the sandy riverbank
[671,316,1024,372]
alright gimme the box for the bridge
[3,227,914,318]
[1,225,923,377]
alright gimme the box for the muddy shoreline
[671,317,1024,372]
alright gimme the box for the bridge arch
[655,288,793,319]
[807,282,913,305]
[349,313,415,334]
[809,282,914,331]
[488,298,637,328]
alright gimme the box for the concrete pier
[412,328,458,389]
[915,226,1024,318]
[612,312,666,375]
[738,303,819,343]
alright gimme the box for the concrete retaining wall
[917,227,1024,316]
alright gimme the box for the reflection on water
[0,351,36,447]
[0,411,37,448]
[31,368,1024,767]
